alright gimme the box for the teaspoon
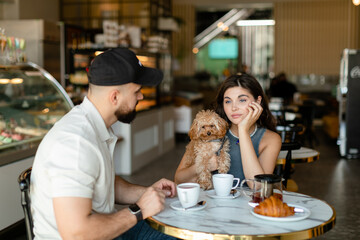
[185,200,206,210]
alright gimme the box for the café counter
[112,104,175,175]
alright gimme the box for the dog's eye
[202,126,205,129]
[210,125,215,128]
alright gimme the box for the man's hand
[136,178,177,219]
[151,178,177,197]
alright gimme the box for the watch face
[129,204,141,213]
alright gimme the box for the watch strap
[128,204,143,222]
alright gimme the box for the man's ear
[109,89,120,106]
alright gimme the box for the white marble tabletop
[148,189,336,240]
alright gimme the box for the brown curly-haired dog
[183,110,230,190]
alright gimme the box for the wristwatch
[128,204,143,222]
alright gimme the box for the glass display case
[0,62,74,166]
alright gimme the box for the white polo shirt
[30,97,118,239]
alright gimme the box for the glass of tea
[240,174,283,203]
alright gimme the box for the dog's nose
[207,131,211,136]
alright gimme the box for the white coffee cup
[177,183,200,208]
[212,174,240,197]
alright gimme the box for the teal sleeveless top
[226,127,266,181]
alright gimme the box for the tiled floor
[11,128,360,239]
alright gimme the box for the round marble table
[147,190,336,240]
[277,147,320,165]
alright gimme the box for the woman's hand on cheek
[238,102,262,129]
[250,101,263,120]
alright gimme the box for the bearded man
[30,48,177,240]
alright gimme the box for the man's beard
[116,108,137,124]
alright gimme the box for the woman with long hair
[175,73,281,184]
[213,73,281,180]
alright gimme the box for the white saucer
[206,189,241,199]
[170,200,207,211]
[250,204,311,222]
[248,201,259,208]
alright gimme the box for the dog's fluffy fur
[183,110,230,190]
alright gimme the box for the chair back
[18,167,34,240]
[275,125,303,188]
[276,125,303,143]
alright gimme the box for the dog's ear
[188,117,199,140]
[216,115,229,136]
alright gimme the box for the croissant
[254,196,295,217]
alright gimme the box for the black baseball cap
[88,48,163,86]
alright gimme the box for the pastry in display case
[0,62,74,165]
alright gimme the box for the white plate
[248,201,259,208]
[206,189,241,199]
[170,200,207,211]
[248,201,306,213]
[250,204,311,222]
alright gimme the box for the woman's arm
[240,129,281,180]
[258,130,282,174]
[175,155,219,184]
[174,152,198,184]
[236,101,281,180]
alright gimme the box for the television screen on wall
[208,38,238,59]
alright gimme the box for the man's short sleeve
[46,135,101,199]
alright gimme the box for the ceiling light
[236,20,275,26]
[353,0,360,6]
[0,78,10,84]
[192,48,199,54]
[10,78,23,84]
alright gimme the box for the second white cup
[212,174,240,197]
[177,183,200,208]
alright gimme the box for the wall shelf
[60,0,172,35]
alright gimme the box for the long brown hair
[213,73,277,132]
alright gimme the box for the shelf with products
[0,62,74,166]
[66,47,173,109]
[60,0,172,35]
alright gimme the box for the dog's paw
[203,182,213,190]
[198,180,212,190]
